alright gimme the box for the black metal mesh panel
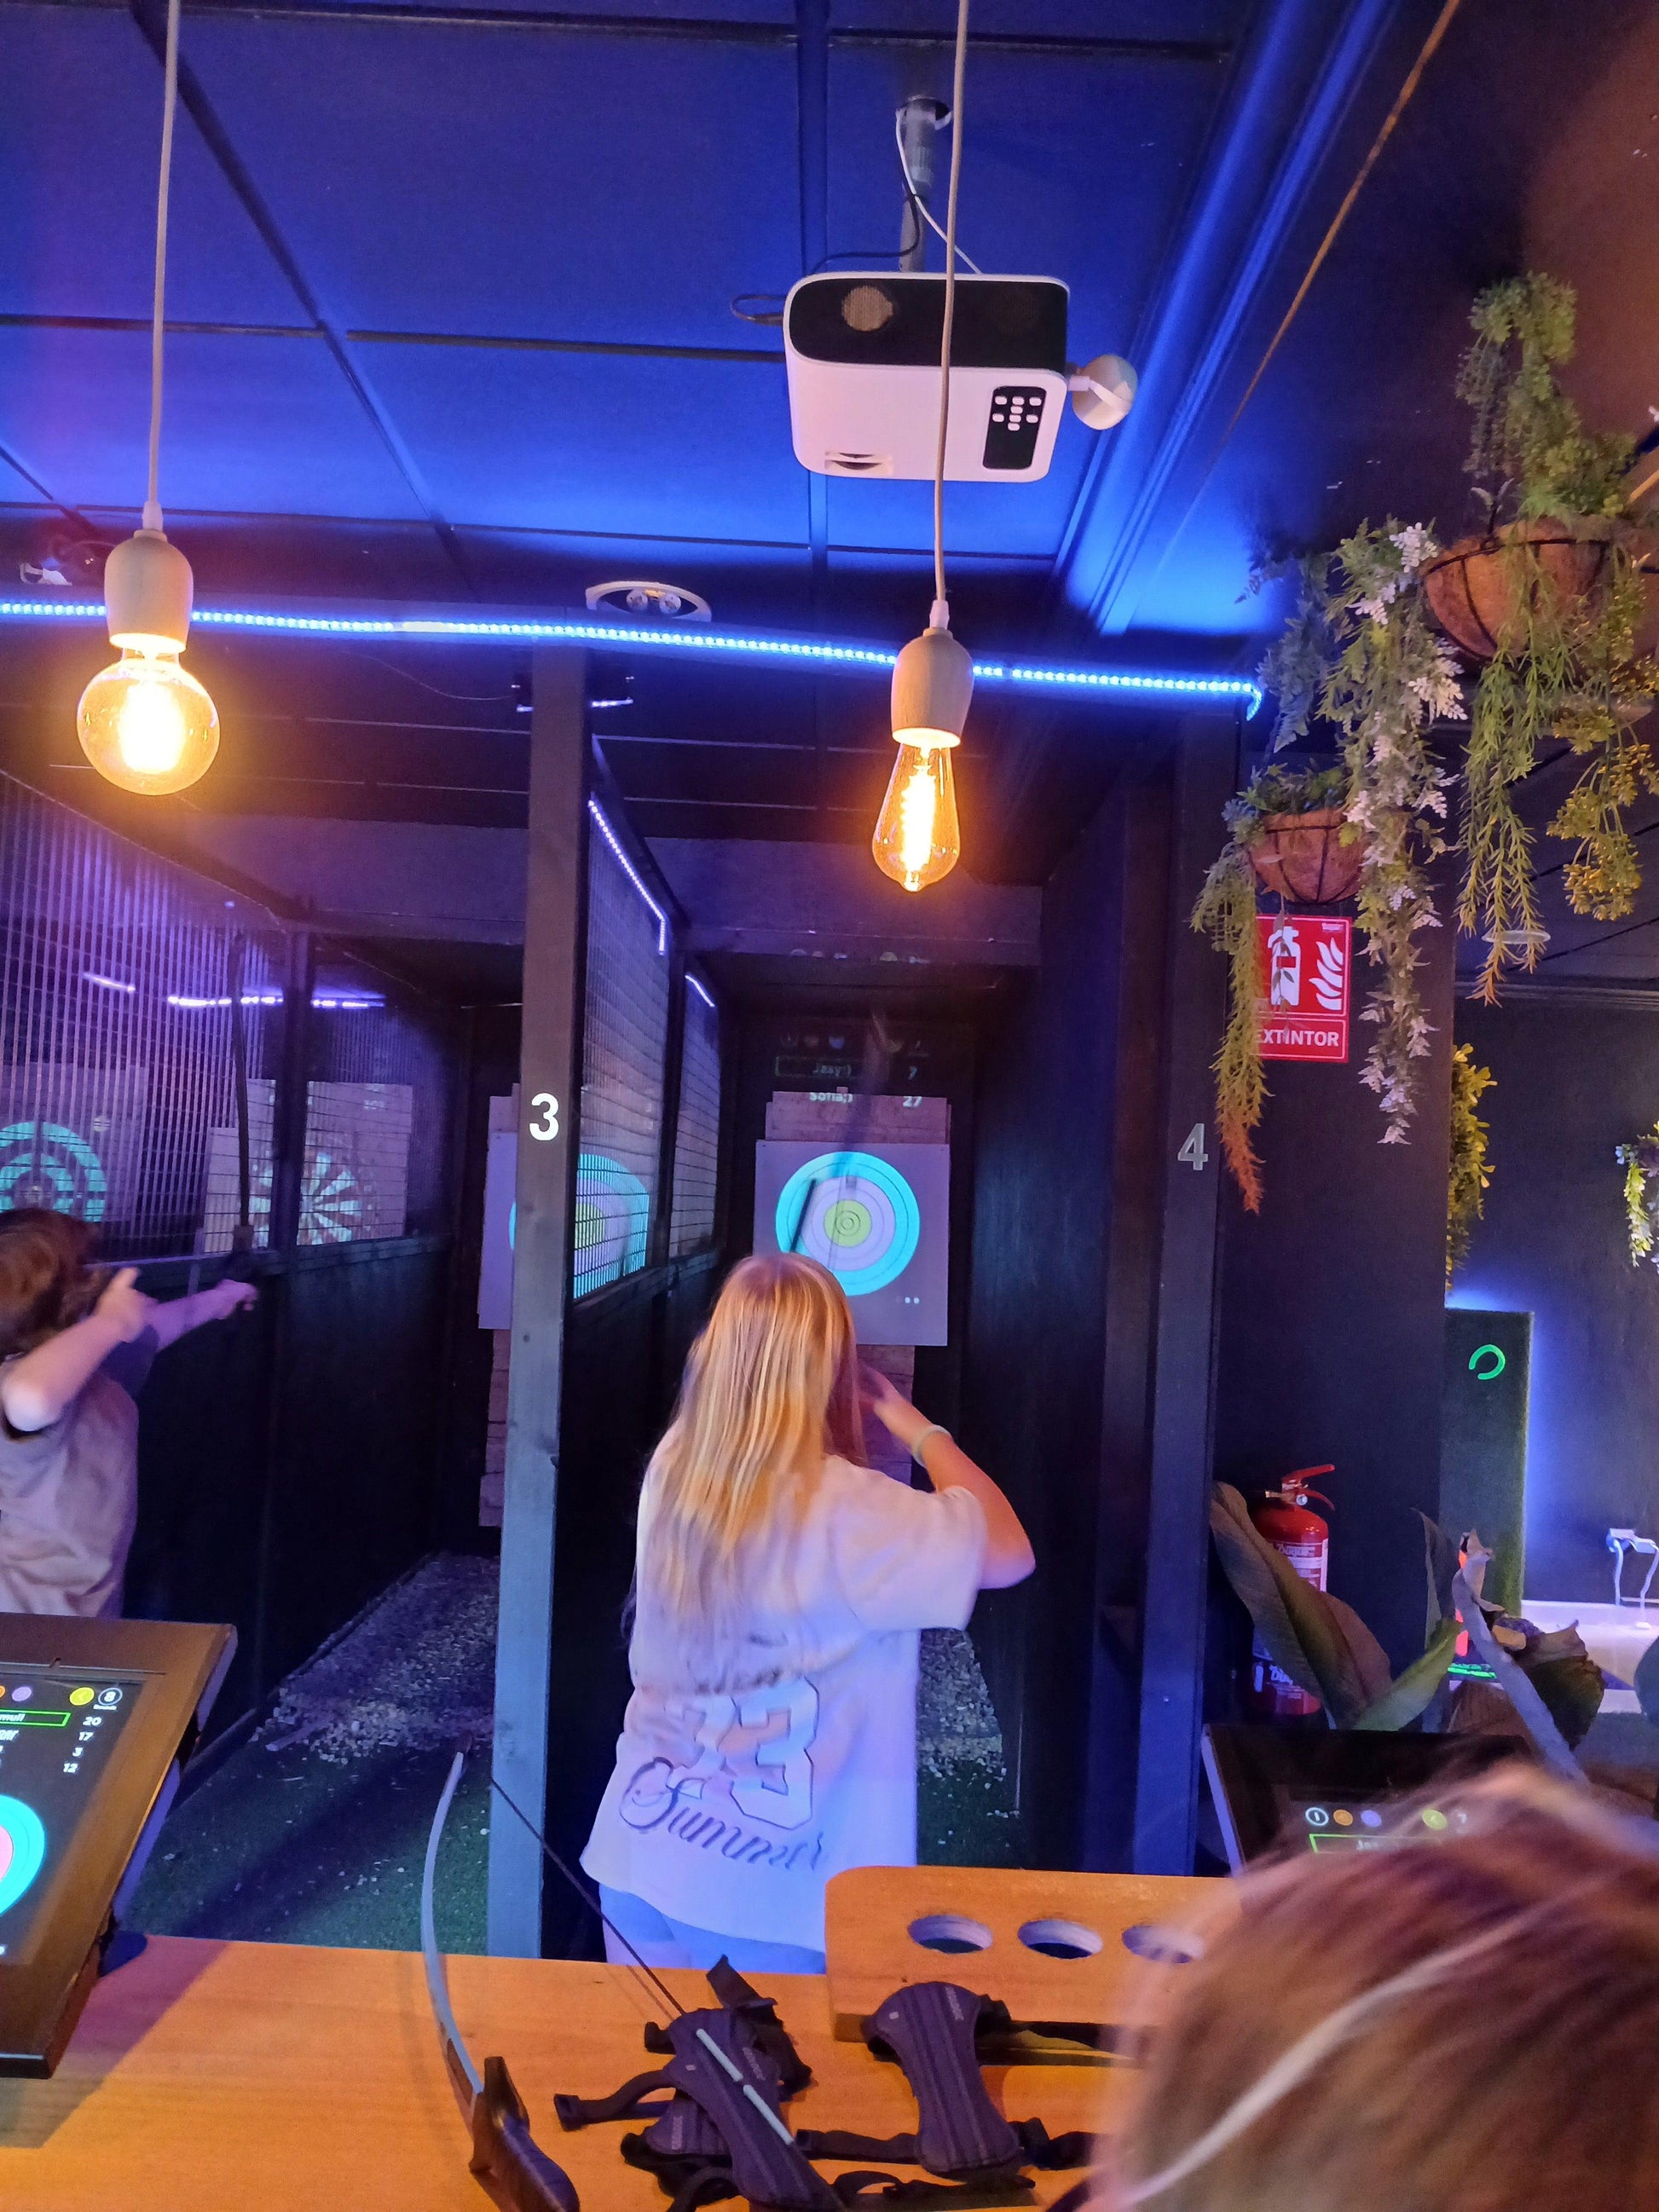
[299,957,453,1245]
[575,817,669,1297]
[0,772,287,1259]
[670,982,721,1256]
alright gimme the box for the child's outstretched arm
[0,1268,155,1434]
[145,1276,257,1352]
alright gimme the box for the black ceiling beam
[67,0,1232,64]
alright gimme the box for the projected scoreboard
[753,1142,948,1346]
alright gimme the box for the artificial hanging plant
[1447,1042,1494,1285]
[1615,1124,1659,1268]
[1204,273,1658,1209]
[1191,762,1348,1210]
[1425,273,1659,999]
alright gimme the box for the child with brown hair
[0,1209,255,1616]
[1100,1768,1659,2212]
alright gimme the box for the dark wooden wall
[958,760,1176,1872]
[1454,989,1659,1600]
[125,1236,453,1735]
[1211,893,1457,1672]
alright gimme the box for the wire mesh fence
[0,773,454,1261]
[575,813,670,1297]
[0,774,286,1260]
[670,981,721,1257]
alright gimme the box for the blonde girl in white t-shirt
[582,1251,1034,1973]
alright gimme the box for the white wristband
[910,1423,949,1463]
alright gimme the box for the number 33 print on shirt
[656,1681,820,1831]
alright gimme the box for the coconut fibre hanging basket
[1247,809,1362,905]
[1419,517,1619,661]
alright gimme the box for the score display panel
[0,1615,233,2076]
[1201,1724,1529,1871]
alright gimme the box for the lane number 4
[1177,1123,1208,1172]
[529,1093,560,1141]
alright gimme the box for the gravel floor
[131,1554,1022,1950]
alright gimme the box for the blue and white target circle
[0,1122,107,1222]
[0,1794,46,1920]
[575,1152,650,1287]
[776,1150,920,1297]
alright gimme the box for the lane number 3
[529,1093,560,1141]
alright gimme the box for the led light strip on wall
[0,599,1263,715]
[587,797,668,954]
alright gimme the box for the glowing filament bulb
[76,644,219,796]
[872,735,961,893]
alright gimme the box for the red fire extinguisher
[1246,1467,1334,1719]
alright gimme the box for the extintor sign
[1257,914,1351,1063]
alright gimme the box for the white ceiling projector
[783,271,1134,483]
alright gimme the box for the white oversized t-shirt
[581,1457,986,1950]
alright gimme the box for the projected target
[575,1152,650,1291]
[0,1795,46,1920]
[776,1150,921,1297]
[0,1121,107,1222]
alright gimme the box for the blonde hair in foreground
[639,1253,864,1643]
[1109,1769,1659,2212]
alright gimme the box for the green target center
[825,1198,872,1247]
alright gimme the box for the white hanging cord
[893,108,983,277]
[930,0,970,628]
[143,0,182,535]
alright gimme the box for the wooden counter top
[0,1937,1128,2207]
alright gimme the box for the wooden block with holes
[824,1864,1234,2040]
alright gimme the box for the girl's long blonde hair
[639,1253,865,1642]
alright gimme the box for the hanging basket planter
[1420,517,1619,661]
[1246,808,1362,905]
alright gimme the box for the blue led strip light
[686,974,716,1010]
[588,796,668,955]
[0,598,1262,715]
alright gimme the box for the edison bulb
[77,647,219,795]
[872,736,961,893]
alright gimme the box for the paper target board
[754,1141,948,1346]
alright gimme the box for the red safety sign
[1257,914,1350,1063]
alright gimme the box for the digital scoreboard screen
[0,1672,146,1962]
[1202,1724,1528,1870]
[1280,1793,1474,1853]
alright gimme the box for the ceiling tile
[182,15,802,349]
[0,3,307,326]
[0,327,426,518]
[357,342,806,540]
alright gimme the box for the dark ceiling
[3,0,1658,994]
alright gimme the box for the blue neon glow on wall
[0,598,1263,715]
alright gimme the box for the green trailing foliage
[1616,1124,1659,1267]
[1220,275,1658,1193]
[1447,1043,1494,1284]
[1454,274,1659,998]
[1189,765,1346,1212]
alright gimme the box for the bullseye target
[776,1150,920,1297]
[0,1795,45,1920]
[0,1121,107,1222]
[574,1152,650,1290]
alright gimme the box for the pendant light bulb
[76,529,219,795]
[873,617,971,893]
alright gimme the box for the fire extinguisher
[1246,1467,1334,1720]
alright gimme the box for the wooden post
[1131,714,1236,1874]
[488,645,587,1956]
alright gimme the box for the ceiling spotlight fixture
[872,0,971,897]
[77,0,218,797]
[584,580,712,624]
